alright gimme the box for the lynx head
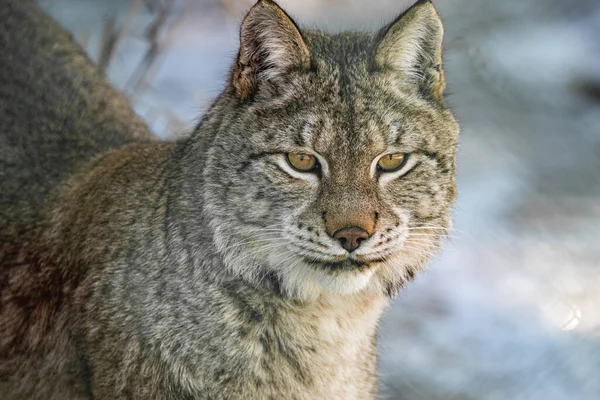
[201,0,459,301]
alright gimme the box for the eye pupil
[287,153,317,172]
[378,153,407,172]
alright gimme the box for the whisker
[408,226,469,236]
[408,233,460,240]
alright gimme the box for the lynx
[0,0,459,398]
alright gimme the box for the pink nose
[333,227,370,252]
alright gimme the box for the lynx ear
[374,0,445,101]
[232,0,310,100]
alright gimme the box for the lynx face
[202,0,458,300]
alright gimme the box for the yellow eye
[287,153,317,172]
[377,153,408,172]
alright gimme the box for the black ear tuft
[232,0,310,100]
[373,0,445,101]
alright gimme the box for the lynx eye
[286,153,317,172]
[377,153,408,172]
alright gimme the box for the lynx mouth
[304,257,387,272]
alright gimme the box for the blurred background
[38,0,600,398]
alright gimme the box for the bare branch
[97,0,144,72]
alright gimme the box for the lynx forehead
[203,0,459,300]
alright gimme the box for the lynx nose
[333,227,370,252]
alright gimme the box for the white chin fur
[273,257,376,301]
[316,267,375,294]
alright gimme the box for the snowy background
[39,0,600,398]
